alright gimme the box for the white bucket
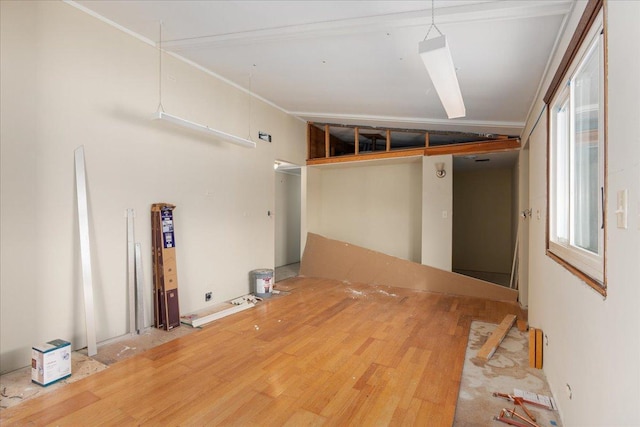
[251,269,274,297]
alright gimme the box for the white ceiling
[73,0,573,137]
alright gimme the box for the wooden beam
[324,124,330,158]
[386,129,391,152]
[306,148,425,166]
[477,314,517,360]
[306,122,311,160]
[424,138,520,156]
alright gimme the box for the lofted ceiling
[73,0,573,138]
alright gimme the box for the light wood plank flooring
[0,277,525,426]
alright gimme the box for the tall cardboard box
[31,339,71,386]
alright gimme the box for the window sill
[546,250,607,298]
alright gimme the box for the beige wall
[523,1,640,424]
[421,155,453,271]
[307,159,422,262]
[517,146,531,307]
[0,1,305,373]
[453,168,513,274]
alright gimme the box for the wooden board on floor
[529,327,537,368]
[300,233,518,302]
[535,328,544,369]
[477,314,517,360]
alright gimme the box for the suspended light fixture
[419,0,465,119]
[152,111,256,148]
[151,22,255,148]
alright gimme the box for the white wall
[421,155,453,270]
[307,159,422,262]
[523,1,640,424]
[275,171,301,267]
[0,1,305,373]
[517,145,530,307]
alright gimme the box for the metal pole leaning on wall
[74,146,97,356]
[127,209,136,335]
[135,242,146,333]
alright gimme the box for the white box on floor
[31,339,71,386]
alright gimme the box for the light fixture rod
[157,21,164,113]
[424,0,443,40]
[152,111,256,148]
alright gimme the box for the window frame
[544,0,607,297]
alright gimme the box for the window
[546,4,605,294]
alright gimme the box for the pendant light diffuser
[152,111,256,148]
[419,35,466,119]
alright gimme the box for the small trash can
[251,269,274,298]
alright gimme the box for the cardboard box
[31,339,71,386]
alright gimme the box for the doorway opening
[452,151,519,287]
[274,161,301,282]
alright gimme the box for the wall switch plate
[616,189,628,229]
[258,131,271,142]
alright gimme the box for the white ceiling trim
[65,0,156,46]
[294,111,525,131]
[162,1,573,51]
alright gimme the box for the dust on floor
[454,321,562,426]
[0,352,107,410]
[0,326,197,411]
[0,286,297,411]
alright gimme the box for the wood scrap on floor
[517,319,528,332]
[535,329,543,369]
[454,320,561,426]
[529,327,537,368]
[477,314,517,360]
[528,327,544,369]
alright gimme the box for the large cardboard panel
[300,233,518,302]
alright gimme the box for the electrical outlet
[205,292,212,302]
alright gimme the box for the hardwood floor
[0,277,525,426]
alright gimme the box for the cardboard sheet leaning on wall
[300,233,518,302]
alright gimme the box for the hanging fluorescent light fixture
[152,112,256,148]
[151,22,255,148]
[419,0,465,119]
